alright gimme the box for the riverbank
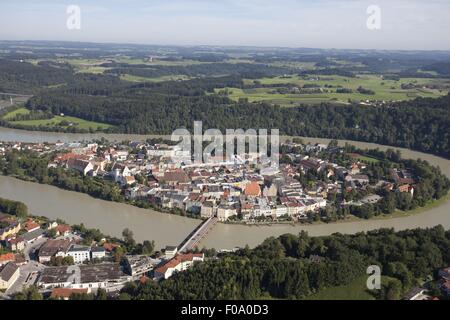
[1,129,450,250]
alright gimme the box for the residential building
[91,246,106,260]
[154,253,204,280]
[67,245,91,264]
[0,253,15,266]
[38,239,72,263]
[22,228,45,244]
[124,255,159,277]
[0,262,19,290]
[50,288,89,300]
[0,222,21,241]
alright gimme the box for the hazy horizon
[1,0,450,51]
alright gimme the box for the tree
[122,228,135,246]
[13,285,43,300]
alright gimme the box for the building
[23,219,40,233]
[38,263,129,291]
[0,262,20,290]
[91,246,106,260]
[55,224,71,237]
[67,158,94,176]
[21,228,45,244]
[38,239,72,263]
[154,253,204,280]
[5,236,25,252]
[0,253,15,266]
[200,201,216,219]
[165,246,178,258]
[67,245,91,264]
[50,288,89,300]
[217,204,237,222]
[244,181,261,197]
[0,222,21,241]
[124,255,159,277]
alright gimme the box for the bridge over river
[178,216,218,252]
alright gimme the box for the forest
[119,226,450,300]
[26,80,450,158]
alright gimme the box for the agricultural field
[218,74,449,106]
[1,107,113,131]
[120,74,191,83]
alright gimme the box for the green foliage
[121,226,450,300]
[0,196,28,219]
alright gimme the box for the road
[6,261,46,296]
[23,237,48,261]
[2,237,48,298]
[179,217,218,252]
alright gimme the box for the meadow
[2,108,113,131]
[219,74,449,106]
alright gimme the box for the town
[0,138,427,224]
[1,138,449,300]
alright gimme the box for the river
[0,127,449,249]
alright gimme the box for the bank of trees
[26,73,450,158]
[120,226,450,300]
[0,197,28,219]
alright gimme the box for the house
[165,246,178,258]
[124,255,159,277]
[91,246,106,260]
[200,201,216,219]
[23,219,40,233]
[0,262,19,290]
[38,239,72,263]
[55,224,71,237]
[67,245,91,264]
[345,174,369,184]
[217,204,237,221]
[50,288,89,300]
[161,170,190,186]
[5,236,25,252]
[22,228,45,244]
[0,253,15,266]
[67,158,94,176]
[0,222,21,241]
[154,253,204,280]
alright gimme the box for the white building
[154,253,204,280]
[67,245,91,264]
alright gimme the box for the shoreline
[1,175,449,229]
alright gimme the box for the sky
[0,0,449,50]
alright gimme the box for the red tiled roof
[56,224,71,234]
[244,181,261,196]
[51,288,89,299]
[154,253,203,275]
[0,253,15,263]
[24,220,40,232]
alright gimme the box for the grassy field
[120,74,191,83]
[2,108,113,131]
[220,74,449,106]
[2,107,31,120]
[305,275,397,300]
